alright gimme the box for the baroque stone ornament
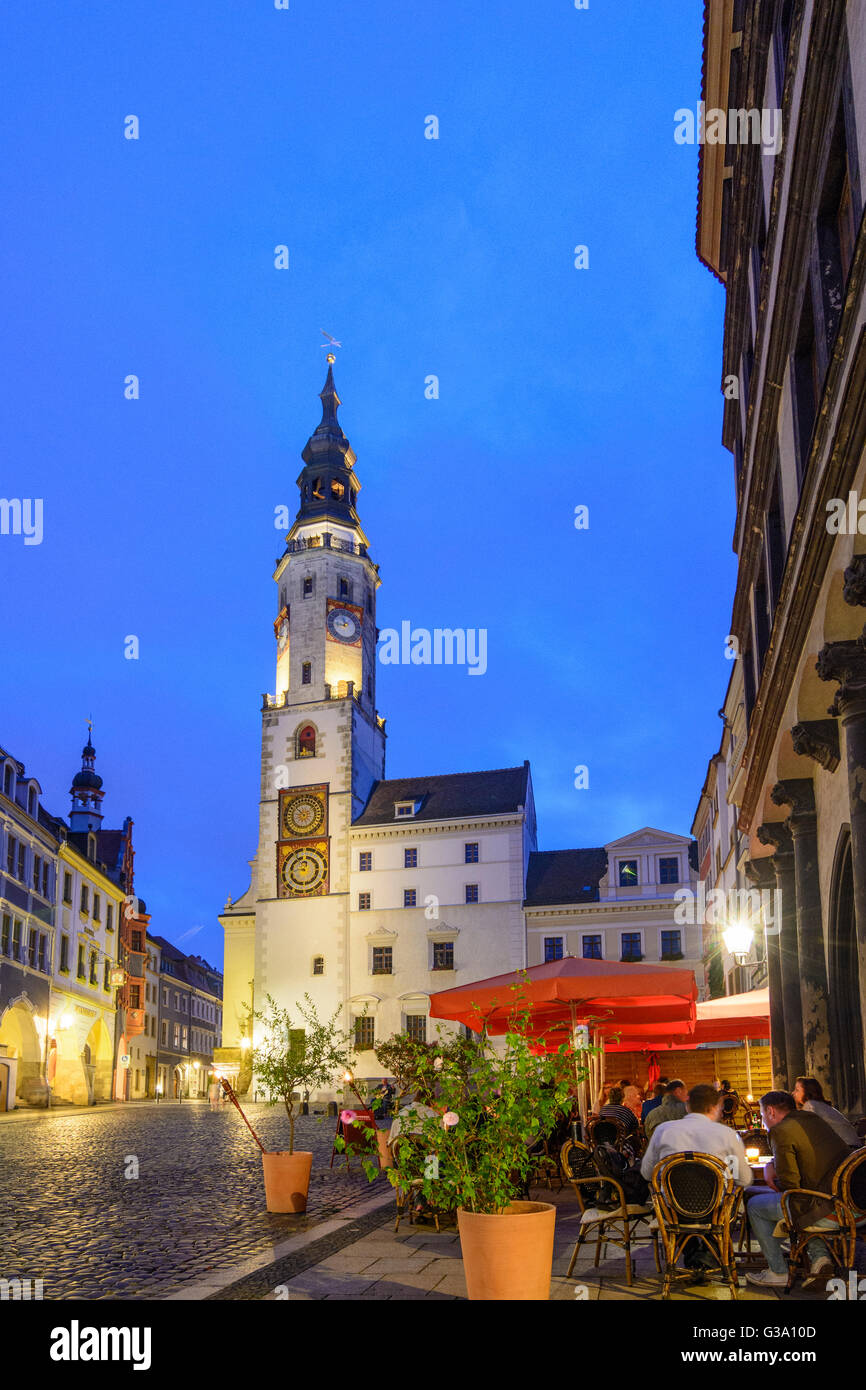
[790,719,841,772]
[770,778,817,818]
[815,632,866,715]
[743,856,776,889]
[756,821,794,857]
[843,554,866,607]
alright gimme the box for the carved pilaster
[843,554,866,607]
[790,719,840,773]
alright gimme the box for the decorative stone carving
[843,554,866,607]
[743,856,776,889]
[756,821,794,856]
[770,778,817,818]
[815,633,866,715]
[790,719,841,772]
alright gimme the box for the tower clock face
[281,846,328,895]
[326,604,361,644]
[282,791,325,838]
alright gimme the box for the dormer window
[27,788,36,817]
[395,800,418,819]
[3,765,12,797]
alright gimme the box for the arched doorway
[0,998,43,1105]
[828,830,866,1114]
[84,1019,113,1103]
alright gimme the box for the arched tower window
[297,725,316,759]
[312,477,324,500]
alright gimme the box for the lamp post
[721,919,756,1098]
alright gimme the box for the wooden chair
[390,1136,441,1234]
[650,1152,742,1299]
[780,1147,866,1291]
[559,1139,658,1287]
[527,1135,564,1191]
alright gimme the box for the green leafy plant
[352,991,590,1215]
[250,993,353,1154]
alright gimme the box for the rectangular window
[93,893,101,921]
[355,1016,375,1050]
[404,848,417,868]
[339,577,349,597]
[372,946,392,975]
[182,1027,188,1048]
[89,951,98,985]
[406,1015,426,1043]
[161,1020,168,1046]
[358,892,371,911]
[403,889,417,908]
[12,920,21,960]
[658,857,679,885]
[130,984,141,1008]
[302,662,312,685]
[661,930,682,959]
[162,986,169,1006]
[621,932,642,962]
[17,843,26,881]
[1,914,9,956]
[543,937,563,962]
[60,935,69,971]
[42,862,49,898]
[312,955,324,975]
[80,884,89,914]
[106,904,113,931]
[303,576,313,596]
[38,935,47,972]
[173,1024,180,1048]
[63,871,72,904]
[131,930,143,952]
[618,860,638,888]
[5,836,14,875]
[465,884,479,903]
[464,842,479,864]
[77,944,86,979]
[432,940,454,971]
[395,801,416,818]
[359,851,372,871]
[104,960,111,990]
[582,934,602,960]
[28,929,37,967]
[33,855,41,890]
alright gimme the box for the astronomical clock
[277,784,330,898]
[325,598,363,647]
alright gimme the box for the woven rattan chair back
[653,1151,729,1223]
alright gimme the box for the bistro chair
[585,1115,629,1151]
[650,1152,741,1299]
[390,1136,442,1234]
[780,1146,866,1291]
[559,1139,658,1287]
[526,1134,564,1191]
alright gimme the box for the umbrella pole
[744,1035,753,1097]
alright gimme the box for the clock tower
[223,361,386,1053]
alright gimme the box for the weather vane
[320,330,342,364]
[86,714,93,737]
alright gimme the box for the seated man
[745,1090,851,1288]
[641,1081,667,1124]
[641,1083,753,1186]
[387,1088,438,1147]
[644,1079,688,1138]
[598,1085,639,1136]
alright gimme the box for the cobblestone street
[0,1102,386,1300]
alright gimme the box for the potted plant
[356,999,585,1300]
[250,993,352,1213]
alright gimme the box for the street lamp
[722,919,755,966]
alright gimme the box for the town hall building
[218,365,700,1092]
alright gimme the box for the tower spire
[69,722,105,832]
[290,361,363,534]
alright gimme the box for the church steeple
[69,722,105,832]
[292,361,362,532]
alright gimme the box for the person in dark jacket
[745,1089,851,1288]
[644,1079,687,1138]
[641,1080,667,1123]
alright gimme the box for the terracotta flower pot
[457,1200,556,1300]
[261,1150,313,1213]
[376,1130,392,1170]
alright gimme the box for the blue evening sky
[0,1,735,966]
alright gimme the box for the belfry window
[312,477,324,500]
[298,725,316,758]
[330,480,345,501]
[302,662,312,685]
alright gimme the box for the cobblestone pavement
[0,1102,386,1300]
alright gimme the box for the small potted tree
[356,995,586,1299]
[250,993,352,1213]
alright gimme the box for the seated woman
[793,1076,861,1148]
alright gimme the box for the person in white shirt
[640,1083,754,1188]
